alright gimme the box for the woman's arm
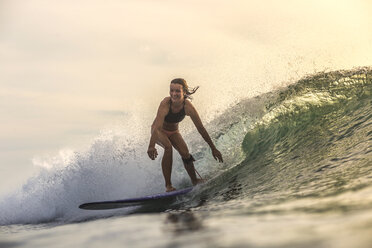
[186,101,223,162]
[148,98,169,159]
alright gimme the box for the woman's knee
[179,150,190,160]
[155,130,172,152]
[163,142,173,153]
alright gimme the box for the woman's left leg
[169,132,201,185]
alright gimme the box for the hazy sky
[0,0,371,194]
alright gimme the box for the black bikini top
[164,100,186,123]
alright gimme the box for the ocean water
[0,68,371,247]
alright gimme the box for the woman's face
[169,83,184,103]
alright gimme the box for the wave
[1,67,371,225]
[186,67,372,213]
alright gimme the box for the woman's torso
[162,98,187,131]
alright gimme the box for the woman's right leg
[168,132,203,185]
[152,129,175,192]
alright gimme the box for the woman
[148,78,223,192]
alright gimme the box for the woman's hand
[147,147,158,160]
[212,148,223,162]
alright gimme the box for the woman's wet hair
[171,78,199,99]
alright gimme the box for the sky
[0,0,371,195]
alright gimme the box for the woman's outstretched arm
[186,101,223,162]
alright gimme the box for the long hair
[171,78,199,100]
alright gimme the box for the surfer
[148,78,223,192]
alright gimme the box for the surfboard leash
[183,154,203,180]
[194,167,203,180]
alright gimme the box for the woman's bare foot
[166,185,176,192]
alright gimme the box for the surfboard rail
[79,187,193,210]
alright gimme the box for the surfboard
[79,187,193,210]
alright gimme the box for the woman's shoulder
[184,99,194,107]
[184,99,196,114]
[157,97,171,112]
[161,97,171,105]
